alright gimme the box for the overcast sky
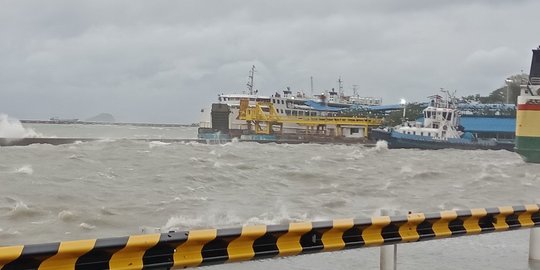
[1,0,539,123]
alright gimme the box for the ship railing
[2,204,540,269]
[276,115,383,126]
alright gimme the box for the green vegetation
[461,73,528,104]
[383,73,527,126]
[384,103,425,126]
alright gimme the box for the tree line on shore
[382,73,527,126]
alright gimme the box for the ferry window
[427,132,430,136]
[272,99,275,103]
[285,110,291,115]
[420,132,423,136]
[442,112,447,119]
[447,113,452,120]
[293,111,297,116]
[413,131,415,135]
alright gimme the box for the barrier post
[380,209,397,270]
[530,228,540,260]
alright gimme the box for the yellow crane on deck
[238,99,383,137]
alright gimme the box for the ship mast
[338,76,344,97]
[247,65,255,95]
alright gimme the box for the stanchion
[380,209,397,270]
[530,228,540,260]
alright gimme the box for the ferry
[371,90,514,151]
[198,66,383,139]
[516,45,540,162]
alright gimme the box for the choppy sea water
[1,124,540,269]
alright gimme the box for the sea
[1,120,540,269]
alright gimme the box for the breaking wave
[0,114,41,138]
[374,140,388,151]
[15,165,33,175]
[5,201,42,219]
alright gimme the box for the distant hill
[85,113,116,122]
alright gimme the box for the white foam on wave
[213,161,223,168]
[68,154,85,160]
[149,141,171,148]
[244,204,308,226]
[162,211,243,232]
[58,210,77,222]
[346,149,366,160]
[400,165,413,174]
[15,165,33,175]
[6,200,41,219]
[79,223,96,230]
[0,114,41,138]
[373,140,388,151]
[97,138,116,143]
[221,138,239,147]
[0,227,20,237]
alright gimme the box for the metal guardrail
[1,205,539,269]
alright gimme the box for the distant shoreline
[20,120,198,128]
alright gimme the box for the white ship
[199,66,382,134]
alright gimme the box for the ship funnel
[530,46,540,85]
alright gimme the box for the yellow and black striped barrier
[1,204,539,269]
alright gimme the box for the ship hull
[371,129,514,151]
[515,137,540,162]
[515,97,540,162]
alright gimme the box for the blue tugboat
[371,90,514,151]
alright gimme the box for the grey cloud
[0,0,539,123]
